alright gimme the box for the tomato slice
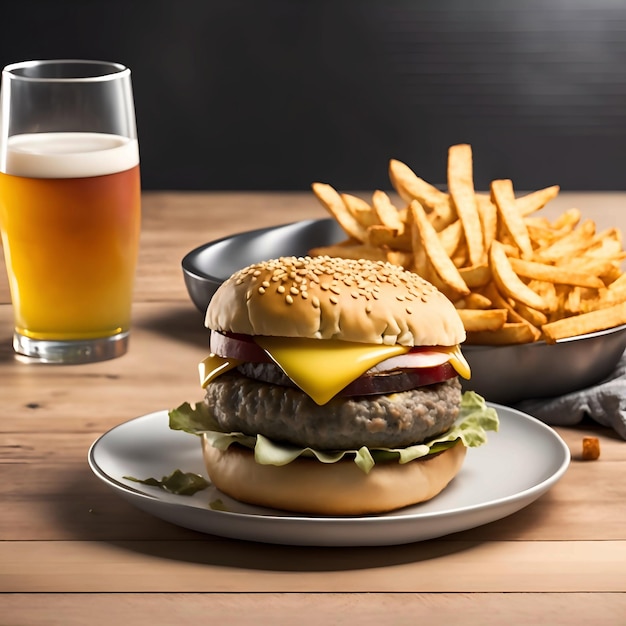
[209,331,271,363]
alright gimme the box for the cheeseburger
[170,255,498,515]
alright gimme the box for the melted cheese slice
[441,345,471,380]
[255,337,409,405]
[198,339,471,406]
[199,354,242,388]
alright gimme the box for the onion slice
[368,349,451,373]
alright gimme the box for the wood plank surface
[3,592,625,626]
[2,540,625,593]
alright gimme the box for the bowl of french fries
[310,144,626,404]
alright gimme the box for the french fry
[587,230,625,260]
[466,322,542,345]
[508,257,605,289]
[476,194,498,252]
[608,273,626,290]
[481,281,542,333]
[457,308,507,332]
[447,144,485,266]
[451,246,468,269]
[308,243,388,262]
[578,283,626,313]
[388,159,458,232]
[525,221,557,248]
[534,219,596,262]
[564,286,583,316]
[527,279,560,316]
[489,241,555,313]
[454,292,493,310]
[427,197,458,232]
[386,249,413,269]
[515,301,549,328]
[515,185,560,216]
[491,179,534,259]
[341,193,378,227]
[524,215,552,230]
[410,200,470,298]
[388,159,448,208]
[371,190,404,232]
[312,183,368,243]
[542,301,626,343]
[459,264,491,288]
[366,224,412,251]
[556,256,622,282]
[438,219,464,258]
[552,207,581,231]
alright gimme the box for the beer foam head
[2,132,139,178]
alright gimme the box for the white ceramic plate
[88,405,570,547]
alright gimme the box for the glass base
[13,331,129,364]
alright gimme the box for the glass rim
[2,59,130,83]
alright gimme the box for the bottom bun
[201,436,467,515]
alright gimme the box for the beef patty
[204,369,461,450]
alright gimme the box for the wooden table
[1,191,625,624]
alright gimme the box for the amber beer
[0,132,141,343]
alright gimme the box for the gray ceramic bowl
[182,219,626,405]
[461,326,626,404]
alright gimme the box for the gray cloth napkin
[515,352,626,440]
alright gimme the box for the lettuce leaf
[168,391,499,474]
[123,469,210,495]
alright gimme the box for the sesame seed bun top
[205,256,466,347]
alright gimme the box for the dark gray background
[2,0,626,191]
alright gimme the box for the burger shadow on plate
[108,533,482,572]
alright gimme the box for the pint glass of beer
[0,60,141,363]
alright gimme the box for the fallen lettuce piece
[209,498,229,511]
[168,391,499,474]
[124,469,210,495]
